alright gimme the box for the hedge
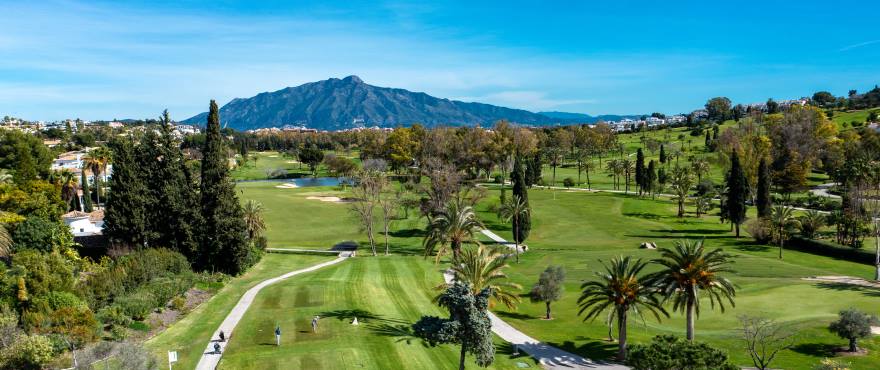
[788,236,875,265]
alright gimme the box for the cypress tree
[200,100,253,275]
[659,144,667,165]
[13,144,37,186]
[154,111,201,259]
[511,155,531,244]
[725,152,749,237]
[646,160,657,199]
[756,157,772,218]
[103,137,148,248]
[635,148,645,196]
[80,170,93,213]
[705,131,712,150]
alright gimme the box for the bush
[43,291,86,310]
[115,292,155,321]
[11,216,70,253]
[563,177,575,188]
[627,335,738,370]
[745,218,772,244]
[814,358,850,370]
[96,305,131,327]
[493,175,503,184]
[127,321,150,332]
[1,334,54,370]
[110,325,128,341]
[170,296,186,311]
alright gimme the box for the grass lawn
[218,256,536,369]
[475,188,880,369]
[145,253,333,370]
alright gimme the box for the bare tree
[379,189,398,256]
[350,170,384,256]
[421,158,461,217]
[739,315,795,370]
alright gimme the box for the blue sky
[2,0,880,121]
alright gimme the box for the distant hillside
[538,111,643,123]
[183,76,566,131]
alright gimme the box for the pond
[290,177,350,187]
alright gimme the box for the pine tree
[511,155,531,244]
[80,170,93,213]
[103,137,148,248]
[635,148,645,196]
[756,158,772,218]
[199,100,254,275]
[13,144,37,186]
[725,152,749,237]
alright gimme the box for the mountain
[538,111,643,123]
[182,76,564,131]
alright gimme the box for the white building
[62,210,104,237]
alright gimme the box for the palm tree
[578,256,668,361]
[0,225,11,261]
[670,166,695,217]
[798,209,826,239]
[581,160,595,190]
[58,170,79,212]
[770,206,799,260]
[649,239,736,341]
[497,195,529,263]
[423,198,484,263]
[622,158,635,194]
[242,200,266,241]
[691,159,710,183]
[83,147,111,207]
[605,160,619,190]
[442,244,522,310]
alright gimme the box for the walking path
[195,252,352,370]
[481,229,524,252]
[449,229,628,370]
[810,182,841,199]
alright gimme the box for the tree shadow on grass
[495,311,535,321]
[318,308,408,325]
[386,228,426,238]
[545,339,617,361]
[496,342,539,366]
[651,228,729,235]
[368,323,417,344]
[623,212,663,220]
[625,234,730,240]
[734,242,773,252]
[812,282,880,297]
[791,342,838,357]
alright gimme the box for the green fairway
[218,256,536,369]
[146,254,334,370]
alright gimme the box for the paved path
[481,229,524,253]
[442,270,627,370]
[195,252,352,370]
[810,182,841,199]
[450,229,628,370]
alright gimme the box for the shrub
[814,358,850,370]
[110,325,128,341]
[11,216,70,253]
[12,250,75,297]
[127,321,150,332]
[254,235,269,250]
[1,334,54,370]
[115,292,155,321]
[626,335,738,370]
[46,306,98,346]
[43,291,85,310]
[170,296,186,311]
[745,218,772,244]
[96,305,131,327]
[493,175,503,184]
[563,177,575,188]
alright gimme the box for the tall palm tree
[649,239,736,341]
[605,160,619,190]
[497,195,529,263]
[622,158,635,194]
[83,147,111,206]
[58,170,79,212]
[242,200,266,241]
[441,244,522,310]
[578,256,668,361]
[770,206,799,260]
[670,166,695,217]
[423,198,484,263]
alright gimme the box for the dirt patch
[834,347,868,356]
[802,276,880,289]
[143,288,212,339]
[306,196,352,203]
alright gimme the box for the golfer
[311,316,319,333]
[275,325,281,346]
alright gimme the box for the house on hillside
[62,210,104,237]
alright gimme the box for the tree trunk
[735,223,740,237]
[452,241,461,262]
[459,342,467,370]
[545,301,551,320]
[686,294,695,341]
[586,171,591,190]
[617,310,627,361]
[779,237,784,260]
[384,222,390,256]
[875,227,880,281]
[849,337,858,352]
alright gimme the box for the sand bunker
[802,275,880,289]
[268,155,279,158]
[275,183,298,189]
[306,196,351,203]
[286,160,299,164]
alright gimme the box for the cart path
[194,252,352,370]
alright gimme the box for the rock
[640,242,657,249]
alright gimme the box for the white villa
[62,210,104,237]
